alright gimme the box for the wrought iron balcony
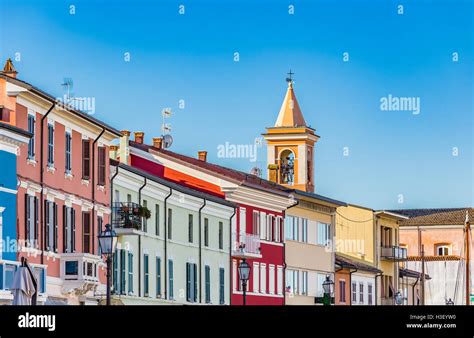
[381,245,407,261]
[232,232,262,258]
[112,202,143,231]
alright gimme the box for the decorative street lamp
[98,224,118,306]
[322,275,334,306]
[238,259,251,306]
[395,291,403,305]
[446,298,455,305]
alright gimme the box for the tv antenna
[161,108,173,148]
[250,167,262,178]
[60,77,85,107]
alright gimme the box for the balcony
[381,245,407,261]
[112,202,144,234]
[0,259,47,305]
[60,253,103,294]
[232,232,262,258]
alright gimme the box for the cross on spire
[286,69,294,83]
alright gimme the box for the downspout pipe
[413,276,420,305]
[137,177,147,297]
[40,102,56,264]
[375,272,384,306]
[228,208,236,305]
[163,188,172,299]
[284,197,299,303]
[109,166,119,295]
[349,267,358,306]
[198,199,207,303]
[91,128,105,255]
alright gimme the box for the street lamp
[322,275,334,306]
[446,298,454,305]
[238,259,251,306]
[395,291,403,305]
[98,224,118,306]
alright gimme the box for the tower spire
[274,71,306,127]
[2,58,18,78]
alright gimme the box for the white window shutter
[269,265,275,294]
[277,266,283,295]
[260,212,266,240]
[260,264,267,294]
[253,262,259,293]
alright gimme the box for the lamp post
[322,275,334,306]
[98,224,118,306]
[446,298,454,305]
[395,291,403,305]
[238,259,251,306]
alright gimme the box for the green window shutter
[205,265,211,303]
[168,260,174,299]
[219,268,225,305]
[193,264,198,303]
[156,257,161,297]
[186,262,191,302]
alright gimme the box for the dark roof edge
[0,121,33,138]
[292,189,347,207]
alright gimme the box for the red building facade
[0,61,121,304]
[115,133,295,305]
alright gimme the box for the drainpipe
[284,197,299,304]
[375,272,383,306]
[163,188,172,299]
[40,102,56,264]
[349,267,358,305]
[412,276,420,305]
[137,177,147,297]
[109,166,119,296]
[91,128,105,255]
[228,208,236,305]
[198,199,207,303]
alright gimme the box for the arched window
[435,244,451,256]
[279,150,295,185]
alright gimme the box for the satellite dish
[162,134,173,149]
[250,167,262,177]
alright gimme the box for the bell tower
[262,72,319,192]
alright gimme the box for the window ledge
[97,185,105,192]
[65,172,74,180]
[27,158,37,166]
[81,179,90,186]
[46,165,56,173]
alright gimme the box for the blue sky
[1,0,472,209]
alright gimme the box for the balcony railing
[232,232,261,258]
[112,202,143,231]
[381,245,407,261]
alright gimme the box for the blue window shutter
[193,264,197,303]
[186,263,190,301]
[219,268,225,305]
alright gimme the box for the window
[317,274,326,297]
[352,282,357,303]
[156,257,161,297]
[277,266,283,295]
[275,217,282,243]
[120,250,126,294]
[113,250,118,293]
[259,212,266,240]
[260,264,267,294]
[218,221,223,250]
[301,218,308,243]
[128,252,134,294]
[252,211,260,236]
[368,283,373,305]
[317,222,330,246]
[269,265,275,294]
[25,195,38,247]
[155,204,160,236]
[65,131,72,174]
[142,200,147,233]
[266,215,273,241]
[339,280,346,303]
[188,214,193,243]
[47,124,54,166]
[167,208,172,240]
[144,254,149,296]
[45,201,57,252]
[252,262,259,292]
[205,265,211,304]
[97,216,103,255]
[186,262,197,302]
[359,282,364,304]
[27,114,35,159]
[301,271,308,295]
[436,244,451,256]
[286,269,298,295]
[285,216,296,241]
[82,212,91,254]
[168,259,174,300]
[82,140,90,180]
[219,268,225,305]
[204,218,209,247]
[63,206,75,252]
[98,146,106,186]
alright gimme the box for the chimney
[134,131,144,144]
[152,137,163,149]
[2,58,17,78]
[198,151,207,162]
[267,164,278,183]
[119,130,131,165]
[109,145,119,160]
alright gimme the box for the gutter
[91,128,105,254]
[40,102,55,264]
[198,199,207,303]
[163,188,172,299]
[228,208,236,305]
[137,177,147,297]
